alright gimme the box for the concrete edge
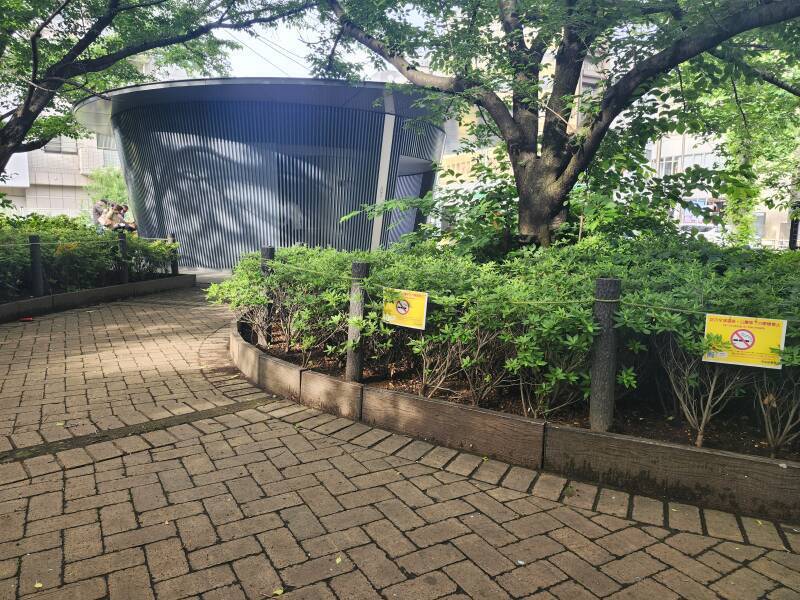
[0,275,196,323]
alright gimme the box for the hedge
[208,235,800,455]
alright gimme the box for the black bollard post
[260,246,275,276]
[589,277,621,432]
[29,235,44,297]
[167,233,179,275]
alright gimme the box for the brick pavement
[0,289,234,451]
[0,288,798,599]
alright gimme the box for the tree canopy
[0,0,313,174]
[311,0,800,245]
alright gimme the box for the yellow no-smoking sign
[382,288,428,330]
[703,313,787,369]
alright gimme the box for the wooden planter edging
[0,275,196,323]
[261,354,303,401]
[229,322,800,521]
[229,323,303,400]
[544,423,800,522]
[362,387,544,469]
[301,370,363,420]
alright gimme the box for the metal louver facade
[74,78,446,268]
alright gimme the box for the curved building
[74,78,446,268]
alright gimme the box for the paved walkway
[0,289,798,600]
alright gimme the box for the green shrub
[210,235,800,451]
[0,214,178,301]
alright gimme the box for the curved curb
[0,274,196,323]
[229,320,800,522]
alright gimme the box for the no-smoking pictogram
[395,300,410,315]
[730,329,755,350]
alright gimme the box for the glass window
[43,136,77,154]
[102,150,120,168]
[684,152,719,169]
[753,212,766,240]
[658,155,680,177]
[96,134,117,150]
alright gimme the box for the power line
[223,31,290,76]
[255,36,308,70]
[256,34,306,61]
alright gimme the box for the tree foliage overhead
[312,0,800,245]
[588,47,800,245]
[0,0,313,173]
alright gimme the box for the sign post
[703,314,787,369]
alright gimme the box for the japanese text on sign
[703,313,787,369]
[382,288,428,330]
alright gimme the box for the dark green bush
[209,235,800,454]
[0,214,178,301]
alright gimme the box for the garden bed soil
[261,343,800,463]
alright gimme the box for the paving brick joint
[0,288,798,599]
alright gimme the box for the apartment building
[649,132,794,248]
[1,134,120,218]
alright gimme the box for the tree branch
[324,0,461,93]
[499,0,544,150]
[45,77,112,100]
[114,0,172,13]
[324,0,525,146]
[639,0,682,17]
[23,0,76,113]
[28,0,75,78]
[46,0,123,81]
[323,27,344,74]
[474,89,526,148]
[730,73,749,133]
[559,0,800,197]
[15,137,54,152]
[541,4,589,167]
[709,48,800,98]
[498,0,526,51]
[62,2,315,78]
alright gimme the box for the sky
[222,25,312,78]
[220,24,392,80]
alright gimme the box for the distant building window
[681,198,707,225]
[102,150,120,168]
[44,136,77,154]
[754,211,766,240]
[684,152,718,169]
[658,155,680,177]
[96,134,117,151]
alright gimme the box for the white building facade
[0,135,119,218]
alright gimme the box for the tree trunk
[0,123,28,175]
[695,429,704,448]
[510,150,567,247]
[0,89,58,175]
